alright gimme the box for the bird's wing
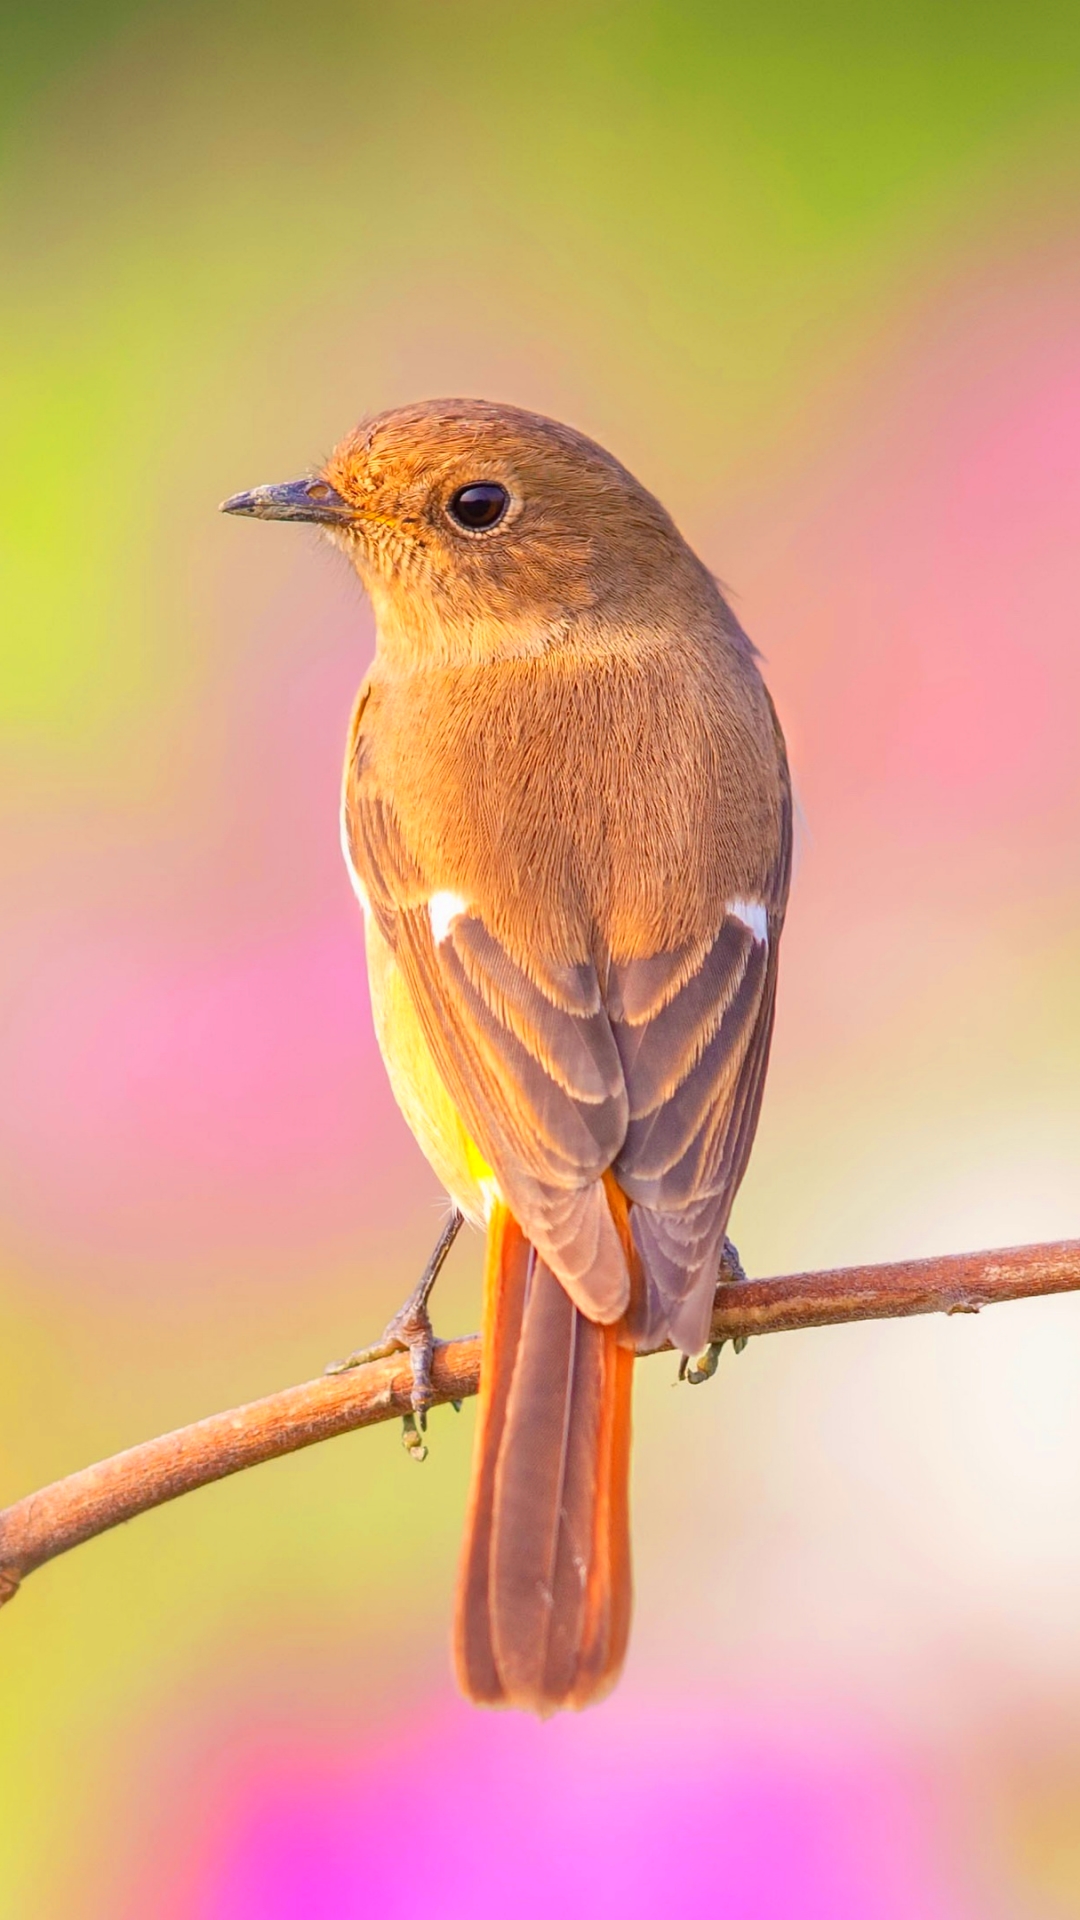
[610,905,783,1354]
[346,784,632,1322]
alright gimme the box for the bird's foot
[326,1284,438,1405]
[326,1288,440,1463]
[678,1330,750,1384]
[718,1234,748,1287]
[680,1341,721,1385]
[324,1209,463,1460]
[679,1235,750,1384]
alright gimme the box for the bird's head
[221,398,712,668]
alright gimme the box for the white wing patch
[340,807,371,915]
[727,897,769,945]
[429,890,470,945]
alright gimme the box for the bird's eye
[447,482,510,531]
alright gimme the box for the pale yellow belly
[364,916,490,1228]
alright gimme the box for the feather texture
[455,1201,634,1714]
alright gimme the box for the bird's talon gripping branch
[324,1210,463,1427]
[681,1340,726,1385]
[325,1299,437,1413]
[325,1335,397,1375]
[679,1239,753,1382]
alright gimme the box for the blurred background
[2,2,1079,1913]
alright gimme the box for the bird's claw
[678,1330,749,1385]
[324,1211,464,1457]
[400,1411,429,1462]
[680,1340,726,1385]
[325,1332,399,1375]
[326,1293,438,1414]
[327,1302,438,1460]
[678,1236,751,1384]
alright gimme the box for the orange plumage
[455,1193,635,1713]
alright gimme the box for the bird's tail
[453,1192,635,1715]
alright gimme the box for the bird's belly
[364,916,490,1228]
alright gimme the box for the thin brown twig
[1,1237,1077,1611]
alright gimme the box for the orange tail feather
[453,1198,635,1715]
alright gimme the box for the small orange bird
[223,400,791,1714]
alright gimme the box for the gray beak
[219,476,352,524]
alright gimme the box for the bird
[221,398,791,1715]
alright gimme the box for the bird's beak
[219,476,353,525]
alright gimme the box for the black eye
[447,482,510,531]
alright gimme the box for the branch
[2,1238,1077,1611]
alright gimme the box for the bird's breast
[353,634,787,964]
